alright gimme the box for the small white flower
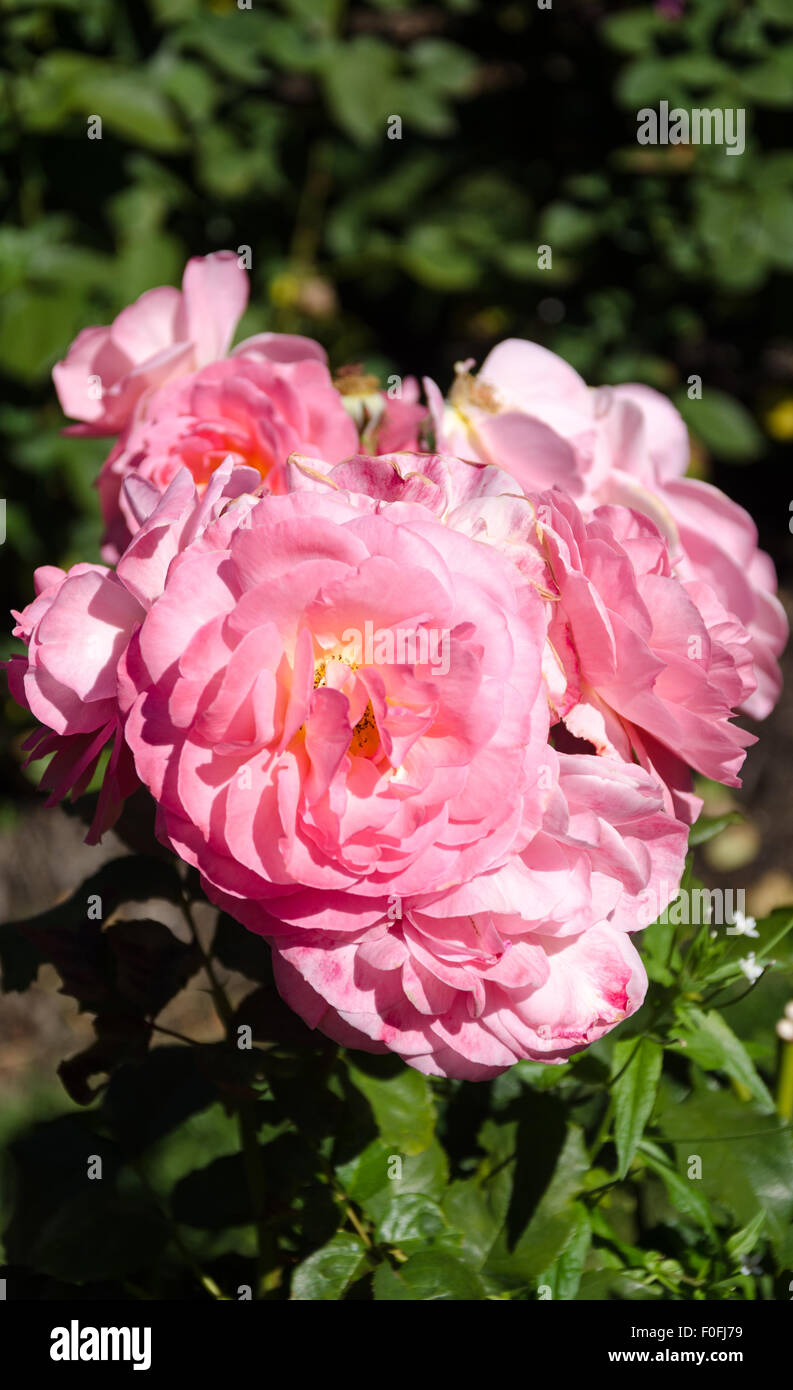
[729,910,758,938]
[739,952,764,984]
[739,1255,763,1277]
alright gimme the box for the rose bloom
[286,451,755,822]
[4,462,259,840]
[122,486,553,909]
[112,450,744,1076]
[426,339,787,719]
[53,251,250,435]
[53,251,359,558]
[268,751,687,1078]
[98,348,358,559]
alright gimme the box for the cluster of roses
[7,252,787,1079]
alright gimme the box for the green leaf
[672,1007,774,1109]
[616,58,678,108]
[484,1123,589,1288]
[725,1209,766,1263]
[611,1037,663,1178]
[409,39,477,96]
[320,37,399,145]
[291,1232,368,1301]
[345,1059,435,1154]
[757,0,793,21]
[442,1167,512,1270]
[665,54,733,88]
[674,389,764,462]
[375,1193,457,1255]
[689,812,743,846]
[73,69,188,150]
[539,201,598,253]
[373,1250,485,1301]
[537,1203,592,1300]
[400,224,480,290]
[738,62,793,106]
[602,10,663,56]
[638,1139,717,1240]
[658,1091,793,1265]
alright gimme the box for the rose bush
[4,254,786,1080]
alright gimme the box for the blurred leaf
[738,62,793,106]
[400,225,479,290]
[409,39,476,96]
[674,388,764,461]
[689,812,743,846]
[602,11,663,56]
[320,37,399,145]
[539,202,598,253]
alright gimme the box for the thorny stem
[179,886,276,1296]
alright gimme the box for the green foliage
[1,821,792,1299]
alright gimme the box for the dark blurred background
[1,0,793,1129]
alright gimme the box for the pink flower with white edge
[426,339,787,719]
[121,488,553,917]
[262,752,686,1078]
[4,462,259,841]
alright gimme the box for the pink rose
[426,340,787,719]
[98,352,358,559]
[281,450,756,822]
[122,487,553,915]
[470,488,755,822]
[7,562,141,842]
[264,752,686,1078]
[5,462,259,840]
[53,252,250,435]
